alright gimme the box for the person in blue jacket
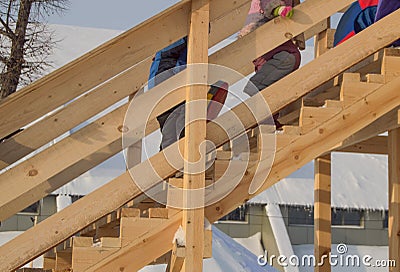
[148,38,187,150]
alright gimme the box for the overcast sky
[47,0,180,30]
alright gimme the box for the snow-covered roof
[249,152,388,210]
[139,226,277,272]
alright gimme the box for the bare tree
[0,0,69,100]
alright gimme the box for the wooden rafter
[0,0,348,222]
[0,5,399,272]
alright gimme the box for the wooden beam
[0,0,251,170]
[182,1,209,271]
[388,128,400,272]
[0,0,339,221]
[208,80,400,222]
[338,107,400,150]
[210,0,354,76]
[0,0,250,140]
[0,105,128,222]
[314,18,331,57]
[314,154,331,272]
[0,10,399,270]
[338,136,388,154]
[88,77,400,272]
[166,242,185,272]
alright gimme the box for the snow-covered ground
[139,226,277,272]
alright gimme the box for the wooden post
[182,0,209,271]
[314,18,331,57]
[314,154,331,272]
[388,128,400,272]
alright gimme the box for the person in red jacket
[240,0,301,128]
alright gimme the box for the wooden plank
[314,154,331,272]
[0,11,399,271]
[314,19,331,57]
[86,212,182,272]
[299,106,342,134]
[149,208,169,219]
[338,136,388,155]
[55,250,72,271]
[121,207,140,218]
[182,1,209,270]
[0,0,251,170]
[388,128,400,272]
[72,246,118,272]
[0,0,191,140]
[207,79,400,223]
[0,0,250,140]
[73,237,93,248]
[120,217,168,247]
[86,75,400,271]
[0,104,127,222]
[73,64,400,272]
[382,48,400,82]
[210,0,355,76]
[0,0,356,222]
[340,73,383,107]
[166,241,185,272]
[339,107,400,150]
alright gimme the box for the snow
[140,226,278,272]
[249,153,388,210]
[234,232,265,257]
[266,204,298,272]
[56,195,72,211]
[173,226,186,246]
[292,244,390,272]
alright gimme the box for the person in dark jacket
[239,0,301,128]
[374,0,400,47]
[148,38,187,150]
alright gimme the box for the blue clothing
[334,0,379,46]
[148,37,187,89]
[375,0,400,47]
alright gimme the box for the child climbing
[148,38,228,150]
[239,0,301,128]
[148,38,188,150]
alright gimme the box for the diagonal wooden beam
[0,0,351,222]
[87,75,400,272]
[0,0,252,170]
[0,7,398,271]
[0,0,250,140]
[337,135,388,154]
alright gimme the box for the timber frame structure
[0,0,399,271]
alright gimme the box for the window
[18,201,40,215]
[383,210,388,229]
[218,205,247,222]
[332,209,363,226]
[288,206,314,225]
[71,195,84,203]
